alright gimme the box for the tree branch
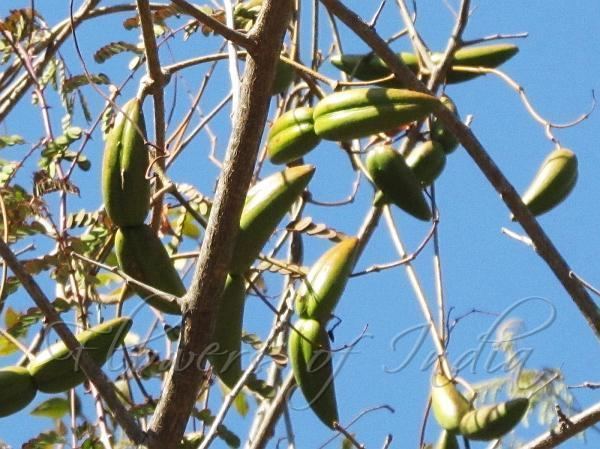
[319,0,600,340]
[170,0,257,51]
[136,0,167,232]
[0,239,147,445]
[520,401,600,449]
[146,1,293,447]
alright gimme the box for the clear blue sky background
[1,0,599,448]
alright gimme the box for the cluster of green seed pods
[0,317,132,417]
[264,88,460,222]
[102,98,187,314]
[430,370,529,443]
[288,237,360,428]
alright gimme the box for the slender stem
[383,207,449,373]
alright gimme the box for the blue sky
[1,0,600,448]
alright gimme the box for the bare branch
[136,0,167,232]
[520,401,600,449]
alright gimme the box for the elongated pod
[115,225,185,314]
[459,398,529,440]
[28,317,132,393]
[330,44,518,87]
[431,372,471,432]
[267,107,321,165]
[294,237,359,320]
[434,430,459,449]
[313,88,439,141]
[330,52,419,88]
[518,148,578,217]
[0,366,37,417]
[405,140,447,186]
[209,274,247,389]
[271,59,295,95]
[102,98,151,227]
[438,44,519,83]
[288,318,338,428]
[230,165,315,274]
[366,145,432,221]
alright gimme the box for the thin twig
[170,0,256,51]
[333,422,365,449]
[502,227,534,248]
[71,252,182,309]
[136,0,167,232]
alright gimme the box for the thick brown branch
[319,0,600,339]
[146,1,292,448]
[520,401,600,449]
[0,239,147,445]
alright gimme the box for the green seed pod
[294,237,359,320]
[102,98,151,227]
[405,140,447,186]
[330,44,518,88]
[518,148,578,217]
[230,165,315,274]
[115,225,185,315]
[330,52,419,88]
[431,95,460,154]
[28,317,132,394]
[266,107,321,165]
[288,318,338,428]
[209,274,247,389]
[434,430,459,449]
[272,59,295,95]
[459,398,529,440]
[431,372,471,432]
[0,366,37,417]
[366,145,432,221]
[313,88,439,141]
[438,44,519,83]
